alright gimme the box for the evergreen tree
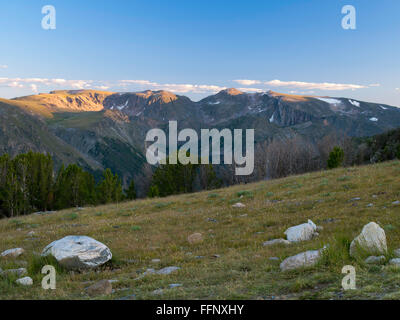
[97,168,124,204]
[327,146,345,169]
[125,179,137,200]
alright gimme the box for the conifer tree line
[0,152,136,218]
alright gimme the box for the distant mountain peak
[220,88,244,96]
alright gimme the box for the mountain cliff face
[1,88,399,194]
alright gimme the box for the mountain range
[1,88,400,195]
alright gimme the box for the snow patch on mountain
[369,117,378,122]
[349,100,360,107]
[316,98,342,105]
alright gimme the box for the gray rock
[151,259,161,263]
[1,268,27,277]
[1,248,25,258]
[41,235,112,270]
[156,266,180,275]
[269,257,280,261]
[152,289,164,295]
[86,279,112,297]
[16,276,33,286]
[393,201,400,205]
[284,220,317,242]
[350,222,387,257]
[117,294,136,300]
[263,238,291,246]
[232,202,245,208]
[280,249,323,271]
[169,283,182,288]
[389,258,400,266]
[350,197,361,202]
[393,249,400,258]
[364,255,386,264]
[367,203,374,207]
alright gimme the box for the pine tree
[125,179,137,200]
[327,146,345,169]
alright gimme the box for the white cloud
[265,79,368,91]
[234,78,378,92]
[30,84,38,93]
[120,80,226,94]
[0,65,7,69]
[237,87,264,93]
[233,79,261,86]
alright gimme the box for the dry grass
[1,161,400,300]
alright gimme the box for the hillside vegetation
[1,161,400,300]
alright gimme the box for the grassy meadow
[1,160,400,300]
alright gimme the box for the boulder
[364,256,386,264]
[284,220,317,242]
[16,276,33,286]
[263,239,291,246]
[86,280,112,297]
[232,202,245,208]
[1,248,24,258]
[350,222,387,257]
[41,235,112,270]
[187,233,203,244]
[280,248,323,271]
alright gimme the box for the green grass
[1,160,400,300]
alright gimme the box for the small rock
[232,202,245,208]
[169,283,182,288]
[27,231,35,237]
[1,248,25,258]
[365,256,386,264]
[349,197,361,202]
[156,266,180,275]
[393,249,400,258]
[280,248,324,271]
[393,201,400,205]
[263,239,291,246]
[389,258,400,266]
[108,279,119,284]
[284,220,317,242]
[350,222,387,257]
[207,218,218,223]
[151,259,161,263]
[187,233,203,244]
[212,254,221,258]
[86,280,112,297]
[372,195,378,198]
[152,289,164,295]
[16,276,33,286]
[367,203,374,207]
[117,294,136,300]
[1,268,27,277]
[269,257,280,261]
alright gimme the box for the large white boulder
[41,235,112,270]
[349,222,387,257]
[284,220,317,242]
[280,248,323,271]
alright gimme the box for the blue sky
[0,0,399,105]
